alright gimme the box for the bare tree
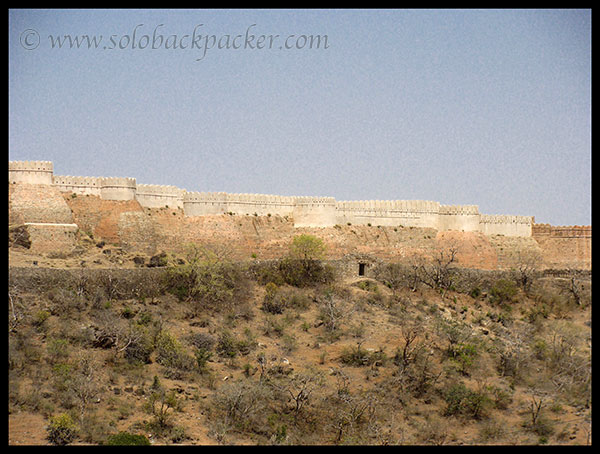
[327,375,378,444]
[274,370,324,417]
[317,292,354,334]
[396,322,426,372]
[213,380,270,429]
[527,390,546,428]
[8,291,24,333]
[70,353,101,422]
[92,310,143,359]
[510,250,542,294]
[418,245,460,295]
[562,268,588,307]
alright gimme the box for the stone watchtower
[9,160,54,185]
[99,177,137,200]
[9,160,78,253]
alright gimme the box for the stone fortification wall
[183,191,296,217]
[532,223,591,270]
[9,161,54,185]
[480,214,534,237]
[438,205,480,232]
[292,196,337,227]
[6,160,571,238]
[53,175,102,196]
[335,200,440,228]
[99,177,137,201]
[8,181,78,254]
[532,223,591,238]
[9,183,74,225]
[53,175,137,200]
[136,184,185,209]
[19,223,79,254]
[227,193,295,217]
[183,191,229,216]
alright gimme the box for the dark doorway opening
[358,263,366,276]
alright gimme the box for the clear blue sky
[9,9,591,226]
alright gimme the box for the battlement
[8,159,573,236]
[293,196,337,206]
[439,204,479,215]
[183,191,229,215]
[9,160,54,172]
[227,193,295,216]
[53,175,102,195]
[136,184,185,196]
[479,213,534,237]
[99,177,137,188]
[98,177,137,201]
[480,214,534,224]
[336,200,440,213]
[136,184,185,209]
[9,160,54,185]
[532,223,591,238]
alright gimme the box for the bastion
[9,159,537,236]
[8,160,591,271]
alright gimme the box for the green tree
[280,234,333,287]
[489,279,518,305]
[164,243,249,313]
[289,234,326,263]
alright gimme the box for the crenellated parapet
[9,160,54,185]
[439,204,479,215]
[293,196,337,227]
[532,223,591,238]
[99,177,137,201]
[480,214,533,224]
[438,204,480,232]
[53,175,102,195]
[336,200,441,227]
[479,214,534,237]
[136,184,185,209]
[293,196,337,206]
[227,193,295,216]
[8,159,567,237]
[183,191,229,216]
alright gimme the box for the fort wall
[438,204,480,232]
[9,161,54,185]
[99,177,137,201]
[183,191,229,216]
[335,200,440,228]
[53,175,102,196]
[293,196,337,227]
[479,214,534,237]
[7,160,579,239]
[136,184,185,209]
[532,223,592,269]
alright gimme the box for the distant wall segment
[8,160,574,237]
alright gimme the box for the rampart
[136,184,185,209]
[294,196,337,227]
[99,177,137,201]
[532,223,592,238]
[9,161,54,185]
[53,175,102,196]
[335,200,440,228]
[480,214,534,237]
[8,160,565,237]
[532,223,592,270]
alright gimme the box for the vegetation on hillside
[8,236,591,445]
